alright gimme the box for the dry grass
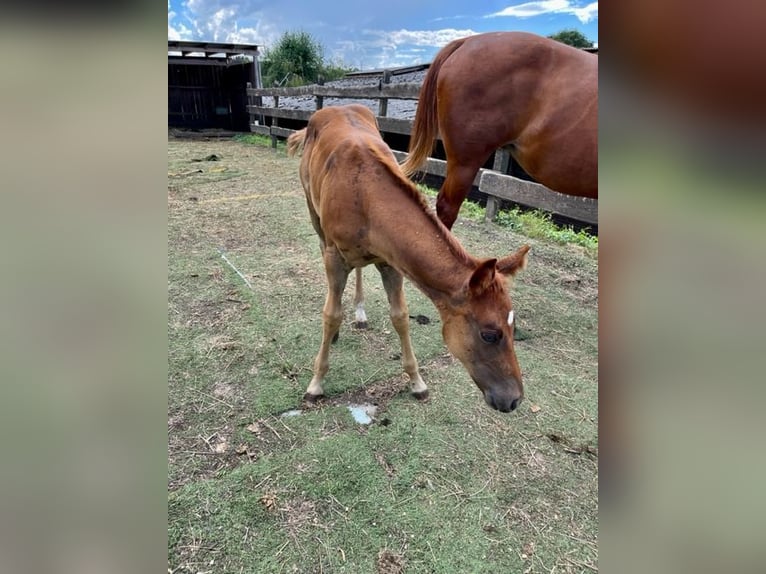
[168,136,598,573]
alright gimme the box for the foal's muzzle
[483,387,523,412]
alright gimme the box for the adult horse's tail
[400,38,467,178]
[287,128,307,157]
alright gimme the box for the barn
[168,41,263,132]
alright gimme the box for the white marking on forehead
[507,310,514,326]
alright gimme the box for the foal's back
[295,104,428,267]
[300,104,391,204]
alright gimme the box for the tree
[261,31,357,87]
[261,31,325,87]
[547,29,593,49]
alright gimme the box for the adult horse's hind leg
[305,247,350,402]
[436,161,484,230]
[375,263,428,400]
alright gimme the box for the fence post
[492,149,510,173]
[485,196,500,222]
[485,149,511,221]
[378,69,391,117]
[315,76,324,110]
[271,95,279,149]
[246,82,253,129]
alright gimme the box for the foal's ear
[497,244,530,277]
[469,258,498,294]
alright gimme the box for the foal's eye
[480,330,502,344]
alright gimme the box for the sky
[168,1,598,70]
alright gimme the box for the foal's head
[440,245,530,412]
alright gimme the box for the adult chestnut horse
[401,31,598,229]
[287,104,530,412]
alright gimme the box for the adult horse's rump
[288,104,530,412]
[401,31,598,229]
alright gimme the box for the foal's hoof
[411,390,430,401]
[303,393,324,403]
[352,321,368,330]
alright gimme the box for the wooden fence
[246,79,597,226]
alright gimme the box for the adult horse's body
[401,31,598,229]
[287,104,530,412]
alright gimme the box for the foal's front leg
[304,247,350,401]
[375,263,428,400]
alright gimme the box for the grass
[168,137,598,573]
[495,207,598,254]
[234,132,288,153]
[415,183,598,256]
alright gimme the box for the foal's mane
[368,143,474,269]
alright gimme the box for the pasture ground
[168,136,598,573]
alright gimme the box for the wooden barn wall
[168,61,251,131]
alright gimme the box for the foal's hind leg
[305,247,350,402]
[375,263,428,400]
[333,267,366,344]
[352,267,368,329]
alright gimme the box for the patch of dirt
[244,417,301,454]
[279,497,321,538]
[377,549,406,574]
[259,491,279,512]
[168,412,185,430]
[213,381,235,400]
[168,418,252,491]
[545,432,599,457]
[299,373,412,419]
[295,353,456,425]
[374,452,396,477]
[184,293,252,330]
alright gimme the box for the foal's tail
[287,128,307,157]
[400,37,467,178]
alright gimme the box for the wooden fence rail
[246,82,597,226]
[249,83,422,101]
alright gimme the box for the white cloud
[368,28,478,48]
[490,0,569,18]
[168,21,194,41]
[488,1,598,24]
[228,26,262,45]
[229,21,280,48]
[169,0,273,46]
[205,8,236,41]
[352,28,478,68]
[326,28,477,68]
[572,2,598,23]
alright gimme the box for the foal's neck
[376,192,475,303]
